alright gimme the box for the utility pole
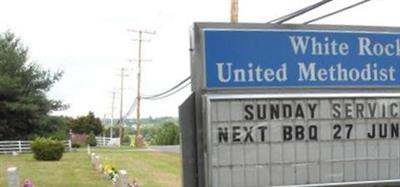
[231,0,239,23]
[127,29,155,148]
[110,91,116,139]
[102,114,107,138]
[118,68,129,142]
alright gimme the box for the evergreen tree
[0,31,64,140]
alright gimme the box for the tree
[87,131,97,146]
[69,112,103,135]
[0,31,65,140]
[31,116,70,140]
[150,122,180,145]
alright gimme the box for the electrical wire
[303,0,371,24]
[142,81,191,100]
[267,0,333,24]
[127,0,371,113]
[120,76,191,120]
[141,76,190,99]
[117,0,374,123]
[123,98,137,119]
[113,98,137,125]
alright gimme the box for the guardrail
[0,140,72,154]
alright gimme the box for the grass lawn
[0,147,182,187]
[92,147,182,187]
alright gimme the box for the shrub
[87,131,97,146]
[31,137,64,161]
[122,135,131,145]
[72,143,81,148]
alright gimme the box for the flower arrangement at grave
[23,179,34,187]
[103,164,119,183]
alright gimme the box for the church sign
[204,26,400,89]
[180,23,400,187]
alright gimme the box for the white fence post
[7,167,19,187]
[117,138,121,147]
[18,141,22,153]
[119,170,128,187]
[103,136,106,146]
[68,140,72,152]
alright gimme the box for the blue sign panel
[204,29,400,88]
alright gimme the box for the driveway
[148,145,180,154]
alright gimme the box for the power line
[122,98,137,120]
[118,80,190,122]
[141,76,191,99]
[135,0,371,101]
[114,98,136,127]
[303,0,371,24]
[143,81,191,100]
[122,0,373,124]
[120,76,190,124]
[267,0,333,24]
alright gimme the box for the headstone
[112,181,118,187]
[98,164,103,173]
[91,153,96,167]
[87,145,91,155]
[119,170,128,187]
[95,155,101,170]
[7,167,19,187]
[12,151,18,156]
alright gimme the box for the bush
[72,143,81,148]
[31,137,64,161]
[87,131,97,146]
[122,135,131,145]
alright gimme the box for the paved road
[148,145,181,154]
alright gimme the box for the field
[0,147,182,187]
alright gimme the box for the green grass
[0,150,109,187]
[93,147,182,187]
[0,147,182,187]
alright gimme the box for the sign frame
[182,22,400,187]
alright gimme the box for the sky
[0,0,398,118]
